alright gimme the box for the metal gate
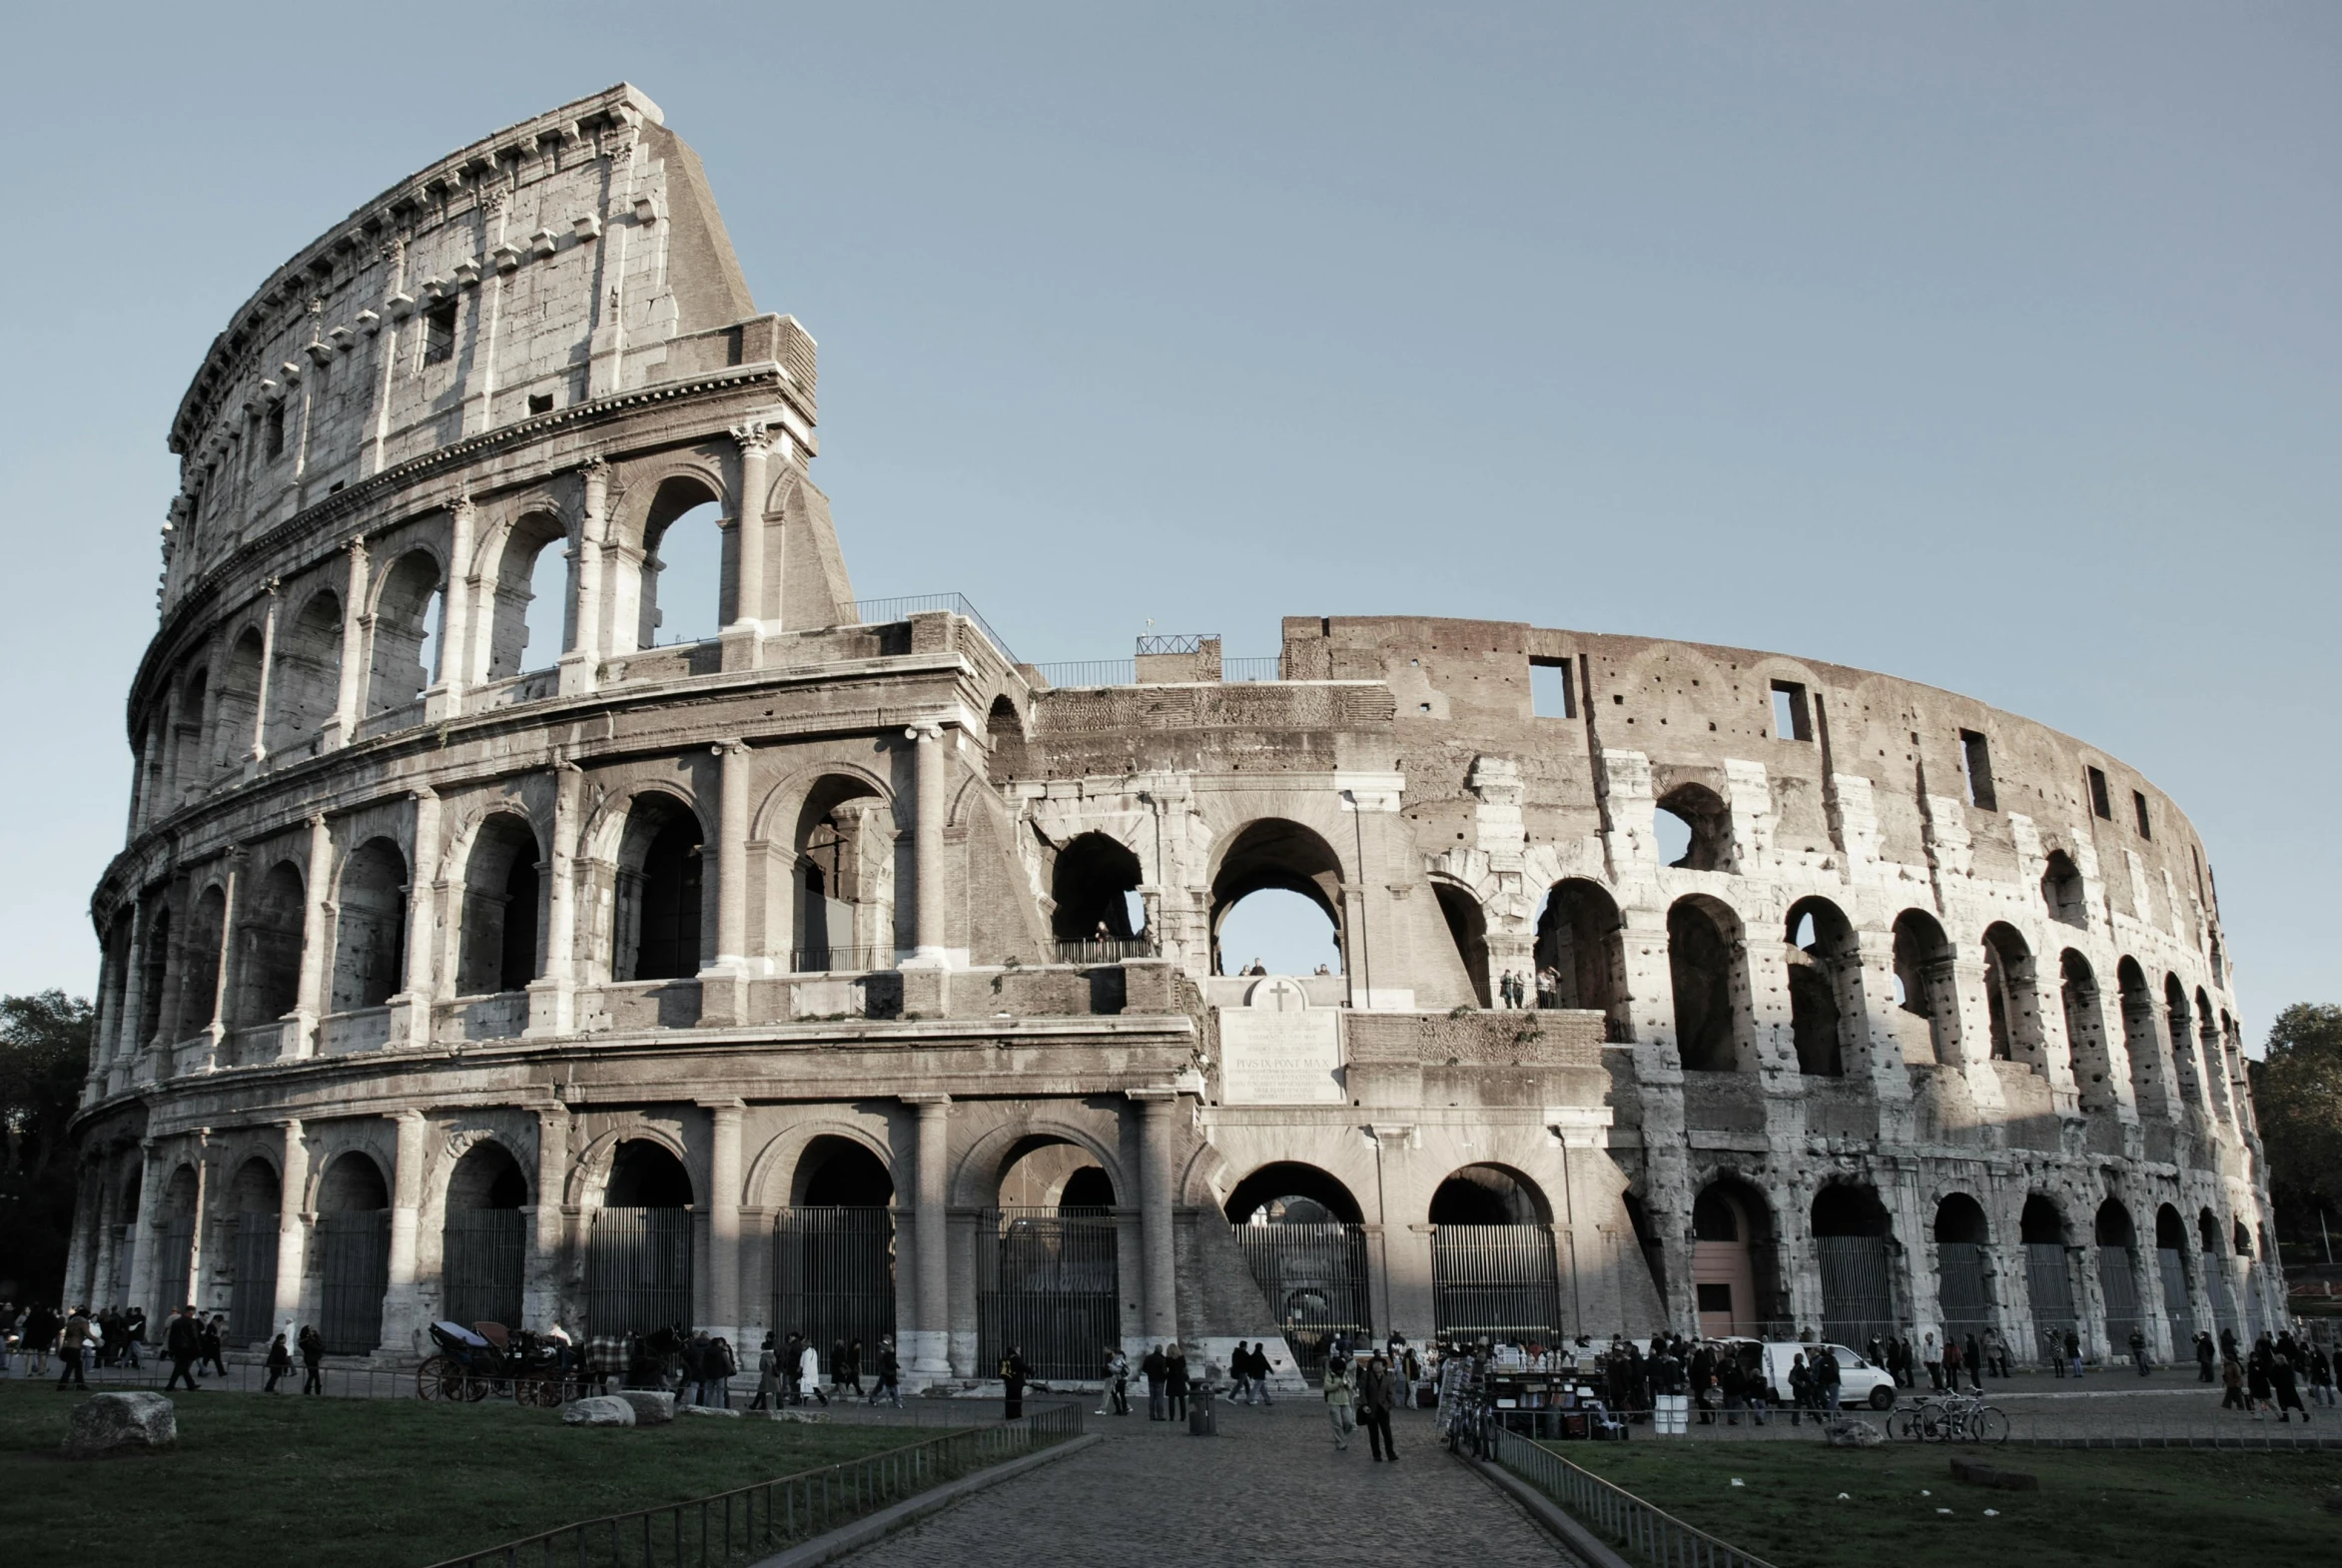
[318,1209,390,1354]
[1430,1223,1562,1344]
[772,1207,896,1363]
[977,1207,1118,1381]
[1232,1220,1371,1376]
[442,1208,526,1331]
[1937,1241,1994,1337]
[2157,1247,2195,1352]
[2098,1246,2142,1353]
[1815,1235,1896,1348]
[586,1206,695,1338]
[2025,1241,2076,1361]
[156,1215,196,1317]
[230,1211,279,1343]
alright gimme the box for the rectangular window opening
[2132,790,2152,839]
[422,300,458,367]
[526,392,554,415]
[1959,729,1997,811]
[2086,766,2112,820]
[1529,657,1576,719]
[1696,1282,1734,1314]
[1770,680,1813,741]
[264,404,285,460]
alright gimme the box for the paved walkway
[842,1394,1581,1567]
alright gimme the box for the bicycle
[1888,1392,2008,1444]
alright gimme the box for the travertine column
[1131,1089,1180,1343]
[395,789,440,1047]
[273,1120,311,1334]
[558,459,607,696]
[125,1139,163,1323]
[113,903,149,1090]
[288,815,333,1058]
[383,1110,427,1352]
[62,1166,99,1308]
[523,1103,571,1329]
[204,850,245,1066]
[248,580,281,763]
[427,498,476,715]
[701,741,752,1023]
[92,1173,123,1308]
[729,421,771,628]
[905,1094,952,1381]
[528,761,582,1036]
[706,1101,744,1339]
[903,721,950,967]
[326,537,371,746]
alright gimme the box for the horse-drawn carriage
[416,1320,572,1405]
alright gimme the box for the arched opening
[156,1165,199,1318]
[1980,923,2039,1067]
[2041,851,2087,929]
[2060,951,2111,1107]
[1934,1193,1994,1342]
[1890,909,1955,1065]
[2115,958,2165,1113]
[137,905,171,1048]
[2199,1207,2240,1344]
[1049,832,1146,955]
[984,694,1027,784]
[638,480,725,648]
[1785,897,1860,1077]
[172,668,210,796]
[111,1169,142,1304]
[233,860,306,1028]
[981,1139,1118,1379]
[227,1158,281,1344]
[1654,782,1731,871]
[1533,879,1628,1038]
[587,1140,694,1338]
[2164,975,2198,1104]
[265,590,343,755]
[367,549,444,716]
[1811,1183,1896,1349]
[791,776,887,971]
[615,796,703,983]
[1429,1165,1562,1345]
[1667,895,1746,1072]
[175,883,227,1042]
[1692,1178,1779,1339]
[1433,881,1491,1008]
[2154,1203,2196,1351]
[2021,1194,2076,1364]
[215,628,264,769]
[486,513,570,677]
[1226,1163,1370,1377]
[455,814,541,995]
[775,1138,897,1366]
[330,838,407,1013]
[2095,1197,2143,1355]
[2195,989,2229,1118]
[1209,819,1344,978]
[441,1142,528,1332]
[317,1152,390,1353]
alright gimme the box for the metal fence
[156,1215,195,1316]
[1814,1235,1896,1349]
[2100,1246,2143,1352]
[2158,1248,2196,1349]
[977,1207,1119,1381]
[1049,937,1155,965]
[1232,1221,1371,1377]
[1029,660,1135,688]
[843,594,1021,667]
[1221,656,1283,682]
[1487,1420,1779,1568]
[319,1210,390,1354]
[230,1212,278,1342]
[424,1401,1088,1568]
[787,945,895,975]
[444,1208,527,1330]
[1431,1224,1562,1343]
[1937,1241,1993,1338]
[772,1207,897,1362]
[587,1207,695,1339]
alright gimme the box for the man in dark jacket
[871,1337,902,1408]
[1356,1352,1399,1461]
[165,1304,204,1391]
[1002,1345,1030,1419]
[1142,1344,1171,1420]
[54,1306,91,1390]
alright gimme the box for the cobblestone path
[842,1395,1579,1567]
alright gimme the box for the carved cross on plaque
[1248,976,1306,1013]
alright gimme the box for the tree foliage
[2248,1003,2342,1238]
[0,990,93,1300]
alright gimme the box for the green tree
[2248,1002,2342,1258]
[0,990,93,1300]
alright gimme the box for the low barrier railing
[1486,1421,1776,1568]
[426,1401,1086,1567]
[844,593,1022,667]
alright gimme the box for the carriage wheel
[416,1355,455,1400]
[463,1372,492,1402]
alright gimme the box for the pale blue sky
[3,4,2334,1037]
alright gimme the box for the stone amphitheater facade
[67,85,2282,1384]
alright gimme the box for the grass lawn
[0,1382,951,1568]
[1551,1440,2342,1568]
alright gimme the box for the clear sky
[3,3,2333,1041]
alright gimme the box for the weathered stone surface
[62,1392,177,1458]
[680,1403,741,1418]
[1824,1418,1884,1448]
[563,1396,637,1427]
[615,1390,675,1426]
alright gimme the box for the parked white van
[1711,1338,1899,1410]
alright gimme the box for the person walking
[1818,1345,1843,1414]
[201,1313,228,1379]
[2128,1326,2151,1377]
[1143,1344,1170,1420]
[165,1305,203,1392]
[871,1337,903,1409]
[1962,1332,1984,1391]
[751,1334,779,1410]
[836,1338,862,1399]
[2219,1347,2246,1412]
[797,1337,826,1406]
[299,1324,325,1394]
[2271,1349,2310,1423]
[2310,1344,2336,1408]
[54,1306,91,1391]
[2245,1337,2277,1419]
[1226,1340,1252,1404]
[2063,1328,2083,1378]
[1166,1345,1191,1421]
[1001,1345,1030,1419]
[1941,1335,1963,1396]
[778,1331,802,1405]
[263,1333,292,1393]
[2195,1331,2216,1384]
[1105,1346,1131,1415]
[23,1302,58,1380]
[1357,1351,1399,1462]
[1923,1332,1943,1391]
[1322,1353,1357,1451]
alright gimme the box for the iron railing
[1232,1220,1371,1378]
[977,1207,1119,1381]
[1050,937,1155,964]
[424,1401,1087,1568]
[1030,659,1135,688]
[787,945,896,975]
[586,1207,695,1340]
[1135,633,1214,655]
[1487,1421,1779,1568]
[1431,1223,1563,1344]
[1221,656,1283,682]
[843,594,1021,667]
[318,1210,390,1354]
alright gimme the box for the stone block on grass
[615,1390,675,1425]
[62,1392,177,1458]
[563,1396,637,1427]
[1824,1417,1883,1448]
[680,1403,741,1417]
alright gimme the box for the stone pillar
[723,422,772,671]
[287,814,333,1059]
[125,1139,162,1324]
[699,741,752,1023]
[1131,1088,1180,1344]
[425,498,476,719]
[273,1120,311,1336]
[905,1094,953,1382]
[383,1110,427,1354]
[903,721,951,968]
[203,850,245,1069]
[62,1166,99,1309]
[248,580,281,764]
[187,1131,219,1305]
[558,459,607,696]
[528,761,582,1036]
[523,1103,572,1330]
[112,903,149,1092]
[92,1172,123,1308]
[394,789,441,1047]
[703,1101,744,1341]
[325,537,371,747]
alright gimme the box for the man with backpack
[165,1304,204,1391]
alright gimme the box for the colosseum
[67,85,2282,1388]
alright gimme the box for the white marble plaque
[1218,1000,1343,1105]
